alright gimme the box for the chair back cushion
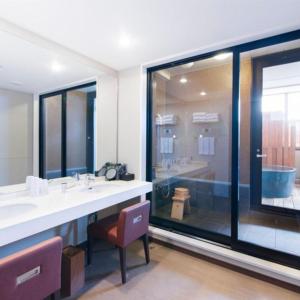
[0,236,62,300]
[117,200,150,247]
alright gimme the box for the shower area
[149,54,233,241]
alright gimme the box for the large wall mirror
[0,29,116,187]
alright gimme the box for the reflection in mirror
[0,30,103,186]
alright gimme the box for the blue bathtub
[262,166,296,198]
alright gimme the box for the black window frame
[146,29,300,270]
[250,48,300,216]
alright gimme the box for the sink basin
[0,190,29,201]
[0,203,37,220]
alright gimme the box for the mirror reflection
[0,30,103,187]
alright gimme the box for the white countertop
[0,178,152,247]
[154,161,208,182]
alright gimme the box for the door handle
[256,154,267,158]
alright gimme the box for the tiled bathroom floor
[153,203,300,256]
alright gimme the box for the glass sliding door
[147,30,300,268]
[148,53,233,242]
[238,39,300,260]
[42,94,63,179]
[40,82,96,179]
[66,86,96,176]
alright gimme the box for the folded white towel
[198,136,215,155]
[160,137,174,154]
[156,114,177,125]
[193,112,219,123]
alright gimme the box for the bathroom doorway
[251,49,300,213]
[39,82,96,179]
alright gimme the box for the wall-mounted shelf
[156,122,177,126]
[192,119,219,124]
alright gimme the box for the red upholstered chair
[87,200,150,284]
[0,236,63,300]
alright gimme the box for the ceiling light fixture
[180,77,188,84]
[51,61,64,72]
[200,91,207,96]
[119,33,134,48]
[214,52,232,61]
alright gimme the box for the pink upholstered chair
[87,200,150,284]
[0,236,63,300]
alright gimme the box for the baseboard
[149,226,300,289]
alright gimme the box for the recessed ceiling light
[10,81,23,86]
[214,52,232,61]
[119,33,134,48]
[51,61,64,72]
[182,62,194,69]
[179,77,188,84]
[200,91,207,96]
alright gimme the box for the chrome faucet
[73,172,80,181]
[85,173,95,189]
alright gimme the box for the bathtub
[262,166,296,198]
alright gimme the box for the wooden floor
[67,241,300,300]
[262,185,300,210]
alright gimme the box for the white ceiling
[0,30,103,94]
[0,0,299,70]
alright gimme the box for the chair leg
[142,234,150,264]
[49,290,60,300]
[118,247,127,284]
[87,232,93,265]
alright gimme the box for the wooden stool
[171,188,191,220]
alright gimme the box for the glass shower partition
[149,54,233,243]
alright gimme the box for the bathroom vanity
[0,178,152,247]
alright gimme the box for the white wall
[0,88,34,185]
[118,67,143,178]
[96,75,118,169]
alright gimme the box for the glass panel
[43,94,62,179]
[239,39,300,255]
[66,85,96,176]
[150,53,232,237]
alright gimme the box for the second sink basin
[0,203,37,220]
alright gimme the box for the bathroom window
[39,82,96,179]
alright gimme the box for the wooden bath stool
[171,188,191,220]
